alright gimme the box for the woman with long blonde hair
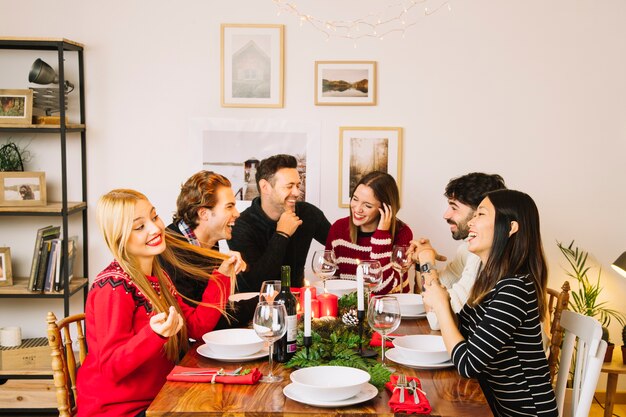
[77,189,238,417]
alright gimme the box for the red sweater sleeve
[177,271,231,339]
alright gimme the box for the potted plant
[602,326,614,363]
[622,324,626,364]
[0,139,31,171]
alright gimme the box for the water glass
[359,259,382,297]
[253,301,287,383]
[311,249,337,289]
[390,245,411,292]
[259,280,281,303]
[367,295,401,368]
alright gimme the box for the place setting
[196,328,269,362]
[384,334,454,369]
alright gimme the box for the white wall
[1,0,625,389]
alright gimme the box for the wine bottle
[274,265,298,363]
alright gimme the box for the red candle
[311,299,320,319]
[317,291,338,317]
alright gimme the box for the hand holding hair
[150,306,184,338]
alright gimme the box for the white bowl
[202,328,264,358]
[393,335,450,364]
[313,279,357,298]
[392,293,425,316]
[289,366,370,402]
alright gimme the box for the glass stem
[381,333,386,365]
[268,343,274,377]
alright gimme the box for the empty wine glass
[253,301,287,383]
[359,259,382,298]
[367,295,401,369]
[259,280,281,303]
[311,250,337,289]
[390,245,411,293]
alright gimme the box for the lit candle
[317,290,338,317]
[304,287,312,337]
[299,280,317,311]
[356,264,364,311]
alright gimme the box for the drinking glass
[259,280,281,303]
[253,301,287,383]
[390,245,411,293]
[311,250,337,289]
[367,295,401,369]
[359,260,382,298]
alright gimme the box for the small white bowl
[289,366,370,401]
[393,335,450,364]
[202,328,264,358]
[392,293,425,316]
[313,279,357,298]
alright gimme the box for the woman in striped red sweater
[325,171,413,294]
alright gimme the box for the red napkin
[385,374,432,414]
[370,332,403,348]
[166,366,262,384]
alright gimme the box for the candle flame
[304,279,309,286]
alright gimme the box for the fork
[174,366,243,376]
[395,374,408,403]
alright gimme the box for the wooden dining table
[147,317,492,417]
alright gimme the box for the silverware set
[173,366,243,376]
[394,374,424,404]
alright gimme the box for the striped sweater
[451,275,558,417]
[325,216,413,294]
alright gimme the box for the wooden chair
[554,310,607,417]
[546,281,570,383]
[46,312,87,417]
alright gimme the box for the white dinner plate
[228,292,258,302]
[283,382,378,408]
[196,343,269,362]
[401,312,427,319]
[385,348,454,369]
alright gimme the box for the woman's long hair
[349,171,404,243]
[97,189,233,361]
[468,189,548,321]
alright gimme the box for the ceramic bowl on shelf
[289,366,370,401]
[392,334,450,364]
[202,328,264,358]
[392,293,425,316]
[313,279,357,298]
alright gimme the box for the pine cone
[342,309,359,327]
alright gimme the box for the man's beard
[448,211,474,240]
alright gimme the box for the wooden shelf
[0,277,88,298]
[0,124,85,133]
[0,201,86,215]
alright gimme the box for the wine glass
[311,250,337,289]
[259,280,281,303]
[390,245,411,293]
[359,260,382,298]
[253,301,287,383]
[367,295,401,369]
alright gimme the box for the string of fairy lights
[271,0,452,46]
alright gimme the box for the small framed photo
[0,89,33,125]
[221,24,284,108]
[315,61,377,106]
[339,127,403,207]
[0,171,47,207]
[0,247,12,286]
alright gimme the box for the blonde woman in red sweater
[325,171,413,294]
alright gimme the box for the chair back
[554,310,607,417]
[46,312,87,417]
[546,281,570,383]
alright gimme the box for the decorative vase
[621,345,626,365]
[604,343,614,363]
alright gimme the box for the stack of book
[28,226,78,292]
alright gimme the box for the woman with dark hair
[418,189,558,416]
[325,171,413,294]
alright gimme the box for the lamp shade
[28,58,59,85]
[611,251,626,278]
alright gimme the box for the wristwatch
[420,262,436,274]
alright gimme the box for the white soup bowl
[392,293,425,316]
[289,366,370,401]
[202,328,264,358]
[393,334,450,364]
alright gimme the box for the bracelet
[276,231,290,239]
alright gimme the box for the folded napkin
[385,375,432,414]
[370,332,403,348]
[166,366,262,384]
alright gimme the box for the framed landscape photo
[0,89,33,125]
[0,171,47,207]
[221,24,284,108]
[315,61,377,106]
[0,247,12,287]
[339,127,402,207]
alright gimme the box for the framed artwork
[339,127,403,207]
[0,171,47,207]
[0,89,33,125]
[221,24,284,108]
[0,247,12,286]
[315,61,377,106]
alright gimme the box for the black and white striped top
[451,275,558,417]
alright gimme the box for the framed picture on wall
[339,126,402,207]
[0,171,47,207]
[221,24,284,108]
[0,247,13,287]
[315,61,377,106]
[0,89,33,125]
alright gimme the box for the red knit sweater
[325,216,413,294]
[76,261,230,417]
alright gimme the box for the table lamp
[28,58,74,117]
[611,251,626,278]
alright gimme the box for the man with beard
[229,154,330,291]
[409,172,506,312]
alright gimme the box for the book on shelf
[43,238,61,292]
[27,225,58,291]
[54,235,78,292]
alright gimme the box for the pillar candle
[304,288,312,337]
[317,291,338,317]
[356,264,364,311]
[298,282,317,311]
[311,299,320,319]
